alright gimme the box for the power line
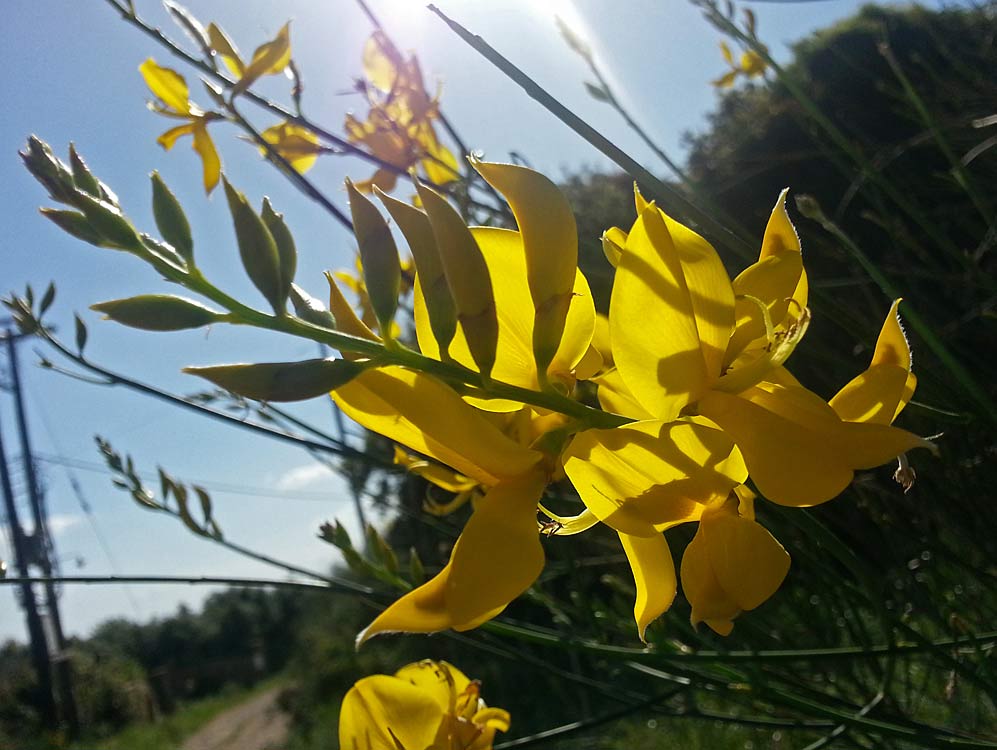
[31,452,346,502]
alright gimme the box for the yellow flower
[345,32,459,192]
[339,660,510,750]
[139,58,222,193]
[713,41,769,89]
[258,121,324,173]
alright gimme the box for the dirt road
[182,685,290,750]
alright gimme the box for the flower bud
[184,358,364,402]
[151,171,194,263]
[91,295,224,331]
[223,177,286,314]
[346,179,400,340]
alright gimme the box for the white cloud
[274,463,333,491]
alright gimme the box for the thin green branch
[428,4,757,261]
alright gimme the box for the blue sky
[1,0,900,642]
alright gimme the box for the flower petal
[392,660,470,713]
[703,513,789,611]
[357,473,546,642]
[562,420,746,536]
[139,58,191,114]
[338,675,442,750]
[699,383,934,506]
[619,531,676,642]
[333,366,541,486]
[191,123,220,194]
[680,523,738,632]
[611,205,733,421]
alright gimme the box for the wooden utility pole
[3,329,79,736]
[0,400,57,727]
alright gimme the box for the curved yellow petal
[562,420,746,536]
[338,675,442,750]
[619,531,676,642]
[333,366,541,486]
[680,523,739,632]
[447,471,547,625]
[139,59,191,114]
[472,160,578,380]
[698,383,934,507]
[829,366,913,424]
[358,473,546,642]
[207,23,245,77]
[324,271,378,355]
[601,227,626,267]
[191,123,220,194]
[414,228,594,408]
[156,122,196,151]
[362,31,402,93]
[759,189,800,259]
[726,251,803,364]
[872,299,911,369]
[233,22,291,94]
[703,512,789,611]
[611,205,733,421]
[595,368,654,421]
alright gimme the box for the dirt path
[182,685,290,750]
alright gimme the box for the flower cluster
[345,32,460,193]
[339,660,509,750]
[332,159,933,642]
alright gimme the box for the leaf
[260,198,297,300]
[223,177,285,313]
[91,295,224,331]
[74,314,88,354]
[68,144,101,196]
[151,172,194,263]
[584,81,611,103]
[163,0,212,57]
[39,283,56,316]
[183,358,365,402]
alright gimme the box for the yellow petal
[447,471,548,625]
[207,23,245,77]
[324,271,379,355]
[594,368,653,421]
[259,122,322,173]
[712,70,739,89]
[703,512,789,611]
[333,366,541,486]
[872,298,912,369]
[413,228,594,409]
[191,123,220,194]
[601,227,626,267]
[139,58,191,115]
[472,160,579,380]
[393,446,478,493]
[562,420,746,536]
[156,122,196,151]
[698,383,934,507]
[573,344,603,381]
[619,531,676,642]
[358,472,546,641]
[362,31,402,93]
[232,22,291,95]
[680,523,739,630]
[760,188,807,310]
[720,41,735,65]
[393,660,469,712]
[338,675,442,750]
[611,204,733,421]
[726,251,803,364]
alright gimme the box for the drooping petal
[619,531,676,642]
[680,523,738,634]
[703,512,789,611]
[447,471,548,625]
[472,160,578,381]
[191,123,221,194]
[357,472,546,642]
[611,205,733,421]
[338,674,442,750]
[333,366,541,486]
[562,420,746,536]
[698,383,934,507]
[139,58,192,114]
[156,123,196,151]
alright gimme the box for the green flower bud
[91,295,224,331]
[223,177,286,314]
[183,358,364,402]
[151,172,194,263]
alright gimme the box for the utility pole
[3,329,79,736]
[0,399,57,727]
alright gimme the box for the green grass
[67,677,285,750]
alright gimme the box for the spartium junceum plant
[21,138,933,644]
